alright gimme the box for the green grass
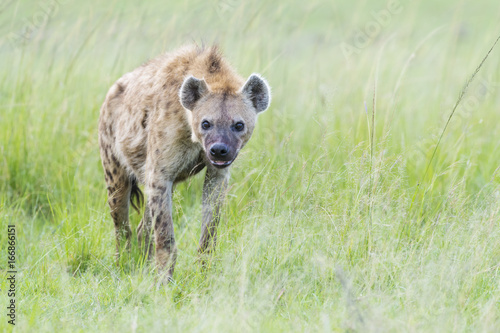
[1,0,499,331]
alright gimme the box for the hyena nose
[210,143,229,158]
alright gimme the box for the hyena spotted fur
[98,44,271,283]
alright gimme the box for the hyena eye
[234,122,245,132]
[201,120,211,130]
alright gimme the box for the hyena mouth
[210,160,233,168]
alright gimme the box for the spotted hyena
[98,44,271,283]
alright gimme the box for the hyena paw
[155,268,174,288]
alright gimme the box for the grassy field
[1,0,499,331]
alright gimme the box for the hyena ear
[179,76,209,111]
[241,73,271,113]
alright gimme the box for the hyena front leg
[198,167,229,255]
[137,204,153,259]
[148,179,177,284]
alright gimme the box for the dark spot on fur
[106,124,114,137]
[157,234,175,250]
[208,51,221,73]
[171,78,181,87]
[155,215,162,229]
[152,185,167,192]
[106,170,114,182]
[165,101,172,110]
[141,109,149,129]
[122,141,147,171]
[113,168,117,175]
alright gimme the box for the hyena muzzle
[98,45,271,283]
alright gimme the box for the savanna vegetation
[0,0,499,331]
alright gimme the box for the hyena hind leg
[103,161,134,259]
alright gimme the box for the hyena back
[98,44,271,283]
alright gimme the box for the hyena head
[179,74,271,169]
